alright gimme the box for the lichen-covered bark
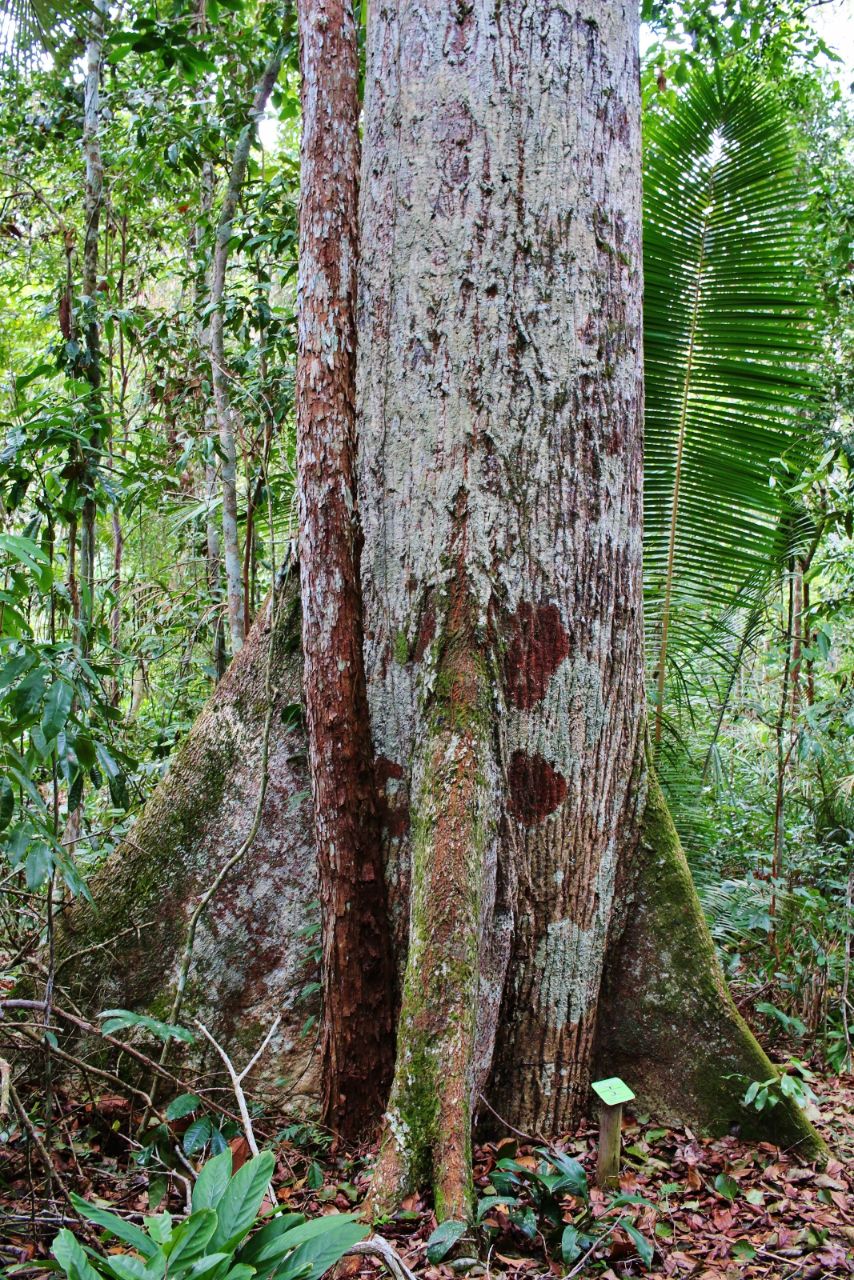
[58,579,319,1106]
[596,768,827,1160]
[370,582,500,1221]
[356,0,823,1206]
[358,0,646,1162]
[296,0,396,1139]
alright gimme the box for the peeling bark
[357,0,646,1181]
[355,0,824,1205]
[296,0,395,1139]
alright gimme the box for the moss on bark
[370,616,497,1223]
[596,769,827,1160]
[52,580,320,1101]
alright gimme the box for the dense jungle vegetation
[1,1,854,1277]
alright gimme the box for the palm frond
[0,0,83,65]
[643,72,823,753]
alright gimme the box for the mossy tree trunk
[355,0,824,1215]
[58,578,320,1108]
[55,0,824,1215]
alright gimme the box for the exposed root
[368,593,498,1221]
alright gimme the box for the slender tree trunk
[207,53,282,659]
[196,160,228,683]
[206,453,228,683]
[296,0,395,1139]
[79,0,107,647]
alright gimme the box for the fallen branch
[346,1238,419,1280]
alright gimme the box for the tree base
[54,581,321,1107]
[596,771,827,1161]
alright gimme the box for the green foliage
[51,1151,368,1280]
[477,1146,657,1271]
[644,70,822,753]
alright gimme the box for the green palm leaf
[0,0,84,63]
[643,71,822,751]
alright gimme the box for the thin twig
[346,1238,419,1280]
[477,1091,546,1145]
[0,999,241,1126]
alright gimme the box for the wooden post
[592,1077,635,1189]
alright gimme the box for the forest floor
[1,1072,852,1280]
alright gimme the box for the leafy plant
[51,1149,368,1280]
[742,1059,818,1114]
[478,1146,656,1270]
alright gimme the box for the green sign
[591,1076,635,1106]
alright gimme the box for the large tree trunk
[356,0,823,1215]
[53,0,824,1213]
[296,0,396,1139]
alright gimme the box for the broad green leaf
[274,1219,368,1280]
[714,1172,739,1202]
[51,1228,102,1280]
[211,1150,276,1252]
[5,669,46,721]
[0,534,52,589]
[25,842,53,890]
[167,1093,201,1121]
[99,1256,154,1280]
[247,1214,358,1267]
[624,1221,654,1268]
[69,1192,159,1257]
[193,1152,235,1214]
[165,1208,218,1269]
[0,776,14,831]
[42,678,73,740]
[183,1116,214,1155]
[425,1219,467,1263]
[238,1212,305,1265]
[561,1224,583,1264]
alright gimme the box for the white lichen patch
[535,917,603,1028]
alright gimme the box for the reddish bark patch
[507,750,567,826]
[414,601,437,663]
[504,601,570,709]
[375,756,410,839]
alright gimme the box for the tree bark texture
[296,0,396,1140]
[208,53,282,660]
[356,0,823,1211]
[58,580,319,1109]
[53,0,824,1205]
